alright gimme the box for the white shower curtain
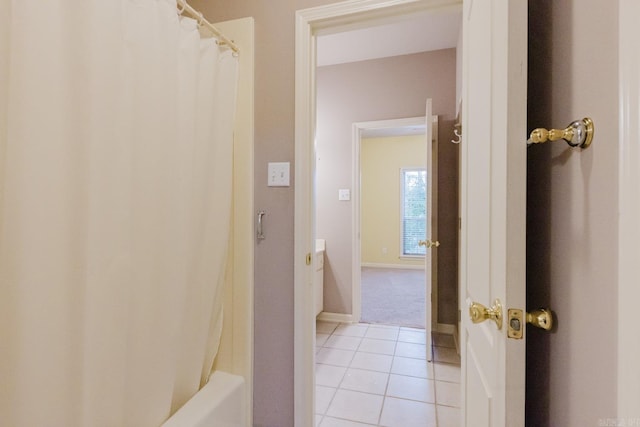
[0,1,238,426]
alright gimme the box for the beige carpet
[360,267,425,328]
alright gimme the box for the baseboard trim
[433,323,460,355]
[361,263,425,271]
[434,323,456,335]
[453,323,460,355]
[317,312,355,324]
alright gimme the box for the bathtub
[162,371,246,427]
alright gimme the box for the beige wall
[360,135,425,268]
[527,0,618,425]
[316,50,459,320]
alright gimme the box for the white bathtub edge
[162,371,246,427]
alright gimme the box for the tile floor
[316,321,461,427]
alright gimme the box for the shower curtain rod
[177,0,239,54]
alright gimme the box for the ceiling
[316,8,462,67]
[316,8,461,138]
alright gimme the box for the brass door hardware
[418,239,440,248]
[527,117,594,148]
[507,309,524,339]
[527,309,553,330]
[469,299,503,330]
[507,308,554,339]
[306,253,311,266]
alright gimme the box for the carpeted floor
[360,267,426,329]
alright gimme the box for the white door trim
[617,0,640,419]
[293,9,316,427]
[294,1,460,425]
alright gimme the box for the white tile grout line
[317,321,460,426]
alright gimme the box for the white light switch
[268,162,290,187]
[338,189,351,201]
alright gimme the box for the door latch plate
[507,308,524,339]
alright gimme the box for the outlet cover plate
[338,189,351,201]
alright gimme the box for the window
[401,168,427,256]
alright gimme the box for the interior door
[460,0,527,426]
[424,98,435,361]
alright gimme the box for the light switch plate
[268,162,290,187]
[338,189,351,201]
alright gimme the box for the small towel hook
[451,121,462,144]
[451,127,462,144]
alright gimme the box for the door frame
[351,116,430,325]
[294,1,461,425]
[618,0,640,418]
[294,1,640,425]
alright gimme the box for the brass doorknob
[469,299,503,330]
[506,308,554,339]
[527,309,553,331]
[418,239,440,248]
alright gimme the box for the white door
[421,99,437,362]
[460,0,527,426]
